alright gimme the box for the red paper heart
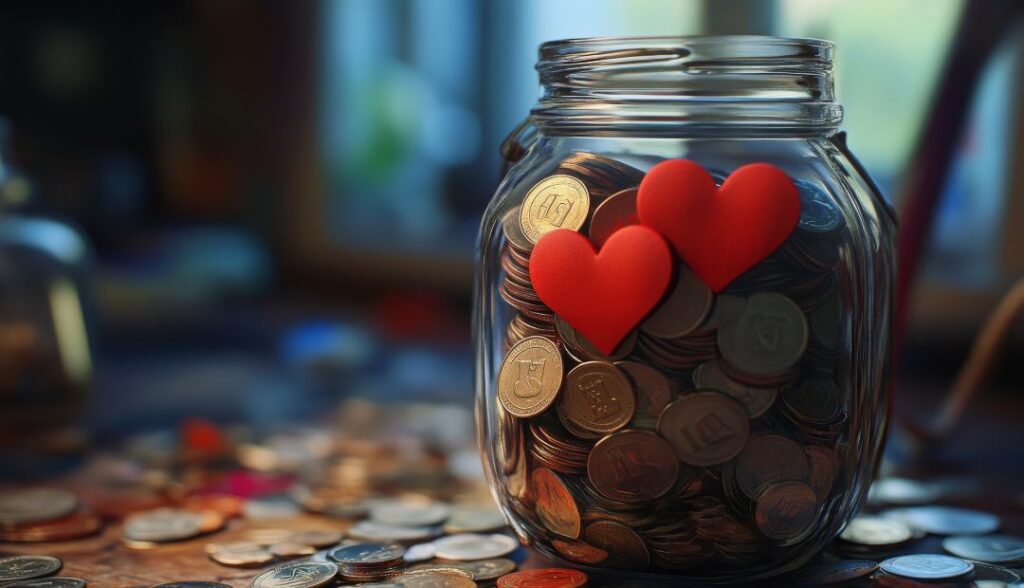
[637,159,800,292]
[530,226,673,355]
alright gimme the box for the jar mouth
[533,35,841,137]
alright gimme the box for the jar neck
[532,35,843,138]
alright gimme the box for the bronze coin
[531,467,581,539]
[555,316,635,362]
[754,481,818,541]
[718,292,808,377]
[582,520,651,570]
[692,361,777,419]
[519,175,590,244]
[0,510,102,542]
[587,430,678,503]
[496,568,588,588]
[735,434,810,499]
[551,539,608,565]
[588,187,639,250]
[657,392,749,467]
[498,337,563,418]
[614,361,673,427]
[641,266,714,339]
[560,362,635,434]
[805,445,839,500]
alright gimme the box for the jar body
[473,133,894,583]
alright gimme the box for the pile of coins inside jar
[494,152,851,572]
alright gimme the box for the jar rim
[539,34,834,58]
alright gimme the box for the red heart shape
[530,226,673,355]
[637,159,800,292]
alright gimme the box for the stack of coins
[329,543,406,582]
[492,152,851,573]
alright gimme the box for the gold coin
[498,337,563,418]
[560,362,635,434]
[519,175,590,244]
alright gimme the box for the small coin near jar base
[475,33,894,586]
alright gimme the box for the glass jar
[473,36,895,584]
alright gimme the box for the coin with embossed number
[560,361,635,434]
[718,292,808,377]
[657,392,749,467]
[0,556,62,583]
[532,467,581,539]
[251,560,339,588]
[519,175,590,244]
[587,430,678,503]
[754,481,818,541]
[879,554,974,580]
[496,568,588,588]
[498,337,563,418]
[582,519,650,570]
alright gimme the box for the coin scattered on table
[123,509,210,543]
[443,507,507,534]
[0,489,79,526]
[250,560,339,588]
[0,555,63,583]
[496,568,588,588]
[882,506,1000,536]
[432,533,518,560]
[838,515,914,547]
[370,501,452,527]
[879,554,974,580]
[152,583,232,588]
[1,578,86,588]
[942,534,1024,564]
[791,559,879,586]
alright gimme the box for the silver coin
[718,293,808,376]
[880,554,974,580]
[0,489,79,526]
[3,578,86,588]
[432,533,518,561]
[0,556,62,582]
[330,543,405,565]
[449,558,517,581]
[883,506,1000,536]
[839,515,913,546]
[152,584,232,588]
[792,559,878,586]
[943,534,1024,564]
[123,509,204,542]
[442,507,507,534]
[868,477,940,506]
[404,542,437,563]
[347,521,440,543]
[369,501,451,527]
[250,561,339,588]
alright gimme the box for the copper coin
[754,481,818,541]
[496,568,588,588]
[209,547,274,567]
[641,265,714,339]
[531,468,581,539]
[587,430,678,503]
[556,317,635,362]
[551,539,608,565]
[792,560,879,586]
[735,434,810,499]
[519,175,590,244]
[560,362,635,434]
[0,510,102,542]
[498,337,563,418]
[718,292,808,376]
[270,542,317,558]
[692,361,777,419]
[582,520,650,570]
[614,361,673,427]
[588,187,638,249]
[805,445,839,500]
[657,392,749,467]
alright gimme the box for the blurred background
[1,0,1022,477]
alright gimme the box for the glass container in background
[0,120,96,451]
[474,36,896,583]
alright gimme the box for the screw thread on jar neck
[532,35,843,137]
